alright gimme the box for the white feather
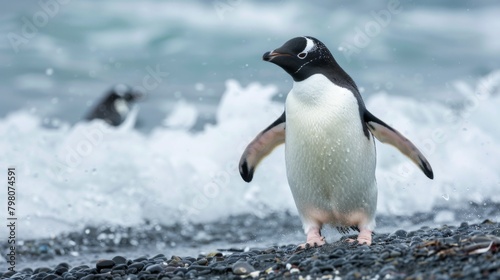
[301,37,316,54]
[285,74,377,233]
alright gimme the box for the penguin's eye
[297,52,307,59]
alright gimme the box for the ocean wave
[1,71,499,239]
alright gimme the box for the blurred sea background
[1,0,500,256]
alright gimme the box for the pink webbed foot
[299,227,326,249]
[346,228,372,245]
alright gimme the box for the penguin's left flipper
[364,111,434,179]
[239,112,286,182]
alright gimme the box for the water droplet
[195,83,205,91]
[45,68,53,76]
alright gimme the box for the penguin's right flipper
[239,112,286,182]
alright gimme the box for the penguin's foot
[299,227,326,249]
[346,228,372,245]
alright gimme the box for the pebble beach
[2,205,500,280]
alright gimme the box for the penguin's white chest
[285,74,377,229]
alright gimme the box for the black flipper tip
[239,161,253,183]
[418,155,434,179]
[424,168,434,180]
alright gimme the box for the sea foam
[1,72,499,239]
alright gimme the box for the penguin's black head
[263,36,339,82]
[109,84,144,103]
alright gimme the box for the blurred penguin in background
[84,84,144,127]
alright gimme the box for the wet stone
[73,272,87,278]
[54,267,68,275]
[70,265,88,272]
[133,256,148,262]
[195,258,208,265]
[379,252,390,259]
[34,267,52,274]
[206,252,223,258]
[56,262,70,269]
[42,274,61,280]
[174,268,187,274]
[112,270,126,276]
[211,265,227,273]
[35,272,48,279]
[165,267,177,273]
[96,259,115,272]
[188,265,212,272]
[112,264,128,271]
[112,256,127,265]
[126,268,138,274]
[151,254,167,261]
[129,262,145,271]
[145,264,164,273]
[232,261,255,275]
[286,254,302,265]
[255,254,276,261]
[392,229,408,238]
[22,268,34,274]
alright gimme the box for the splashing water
[1,71,499,239]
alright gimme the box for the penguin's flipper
[239,112,286,182]
[364,111,434,179]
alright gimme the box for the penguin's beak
[263,51,291,61]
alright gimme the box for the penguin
[239,36,433,247]
[84,84,143,127]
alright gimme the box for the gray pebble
[96,259,115,272]
[112,256,127,265]
[42,274,61,280]
[145,264,164,273]
[128,262,144,271]
[255,254,276,261]
[188,265,211,272]
[195,258,208,265]
[231,261,255,275]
